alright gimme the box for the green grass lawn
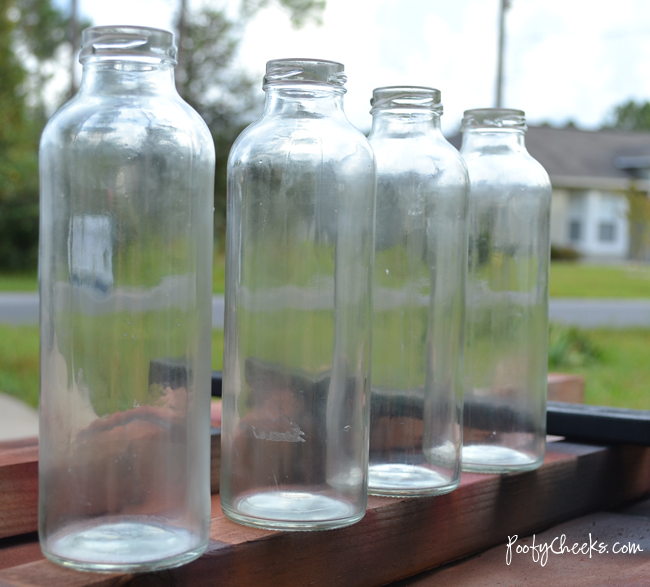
[550,262,650,298]
[0,251,227,294]
[3,259,650,412]
[548,328,650,410]
[0,272,38,292]
[0,325,224,410]
[4,261,650,297]
[2,324,649,412]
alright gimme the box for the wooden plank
[398,512,650,585]
[0,434,221,541]
[0,447,38,540]
[210,428,220,494]
[0,536,41,573]
[0,374,581,540]
[547,373,584,403]
[1,441,649,586]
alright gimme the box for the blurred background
[3,0,650,435]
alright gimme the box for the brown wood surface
[0,434,221,541]
[0,441,649,587]
[0,374,583,542]
[0,446,38,540]
[547,373,585,403]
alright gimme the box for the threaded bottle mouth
[263,59,347,89]
[370,86,443,115]
[461,108,526,131]
[79,26,177,64]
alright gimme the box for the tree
[0,0,78,270]
[173,0,326,239]
[603,99,650,132]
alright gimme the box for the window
[598,222,616,242]
[569,220,581,242]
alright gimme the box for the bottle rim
[461,108,526,131]
[79,26,177,64]
[370,86,443,115]
[263,59,347,90]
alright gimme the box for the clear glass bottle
[460,108,551,473]
[367,87,468,497]
[220,59,375,530]
[38,26,215,571]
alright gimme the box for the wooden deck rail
[1,438,650,586]
[3,374,649,586]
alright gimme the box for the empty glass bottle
[39,26,215,571]
[461,108,551,473]
[220,59,376,530]
[367,87,468,496]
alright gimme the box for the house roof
[448,126,650,191]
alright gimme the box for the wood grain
[0,447,38,540]
[0,374,581,541]
[1,441,648,586]
[0,434,221,541]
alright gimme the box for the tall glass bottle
[367,87,468,497]
[221,59,376,530]
[38,26,215,571]
[461,108,551,473]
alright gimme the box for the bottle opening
[263,59,346,89]
[80,26,177,64]
[370,86,442,115]
[461,108,526,131]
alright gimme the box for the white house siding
[550,189,570,247]
[551,189,629,260]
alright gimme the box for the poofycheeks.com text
[506,534,644,567]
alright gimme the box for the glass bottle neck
[263,85,346,119]
[370,110,442,137]
[461,129,526,153]
[78,59,177,96]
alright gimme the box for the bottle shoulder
[41,93,214,158]
[371,133,468,178]
[461,148,551,191]
[228,114,373,167]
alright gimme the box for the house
[450,126,650,261]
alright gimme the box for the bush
[0,200,39,271]
[551,245,580,261]
[548,323,602,369]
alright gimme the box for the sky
[72,0,650,135]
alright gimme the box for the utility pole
[495,0,511,108]
[176,0,188,93]
[69,0,79,98]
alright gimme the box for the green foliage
[555,328,650,410]
[0,0,77,270]
[624,182,650,261]
[0,200,39,270]
[548,323,602,369]
[175,0,326,237]
[550,245,580,261]
[604,99,650,132]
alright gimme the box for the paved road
[0,293,226,328]
[548,298,650,328]
[2,293,650,329]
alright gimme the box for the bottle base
[462,445,544,473]
[223,490,365,531]
[42,519,207,573]
[368,463,459,497]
